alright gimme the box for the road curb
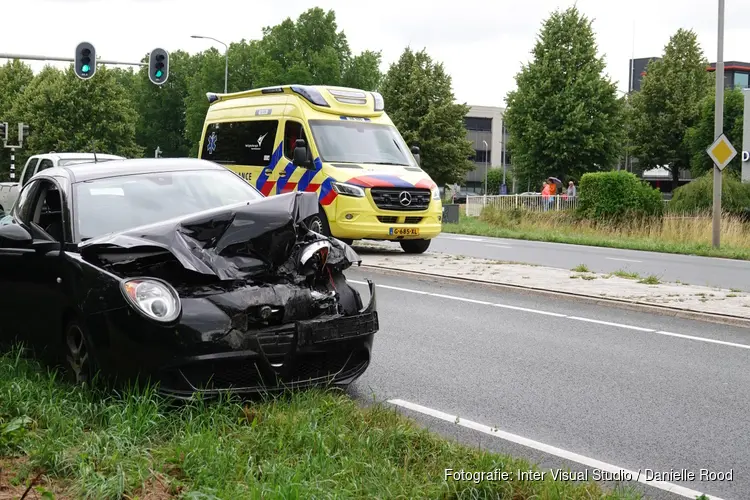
[358,264,750,329]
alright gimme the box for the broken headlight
[298,240,331,276]
[121,278,181,323]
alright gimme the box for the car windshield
[73,169,263,241]
[308,120,417,167]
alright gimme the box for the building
[629,58,750,92]
[462,105,511,194]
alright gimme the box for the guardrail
[465,194,579,216]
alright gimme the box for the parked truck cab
[197,85,442,253]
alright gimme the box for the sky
[1,0,749,108]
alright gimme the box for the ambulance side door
[276,119,317,195]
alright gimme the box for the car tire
[63,319,98,386]
[305,207,331,237]
[400,239,431,254]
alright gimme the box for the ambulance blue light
[206,92,220,104]
[372,92,384,111]
[291,85,330,107]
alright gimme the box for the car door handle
[0,248,35,256]
[278,171,287,178]
[264,168,274,175]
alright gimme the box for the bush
[486,168,506,194]
[577,170,663,221]
[670,171,750,215]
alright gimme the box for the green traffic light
[155,70,163,78]
[81,64,90,73]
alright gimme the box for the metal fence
[465,194,579,216]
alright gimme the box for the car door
[0,178,67,357]
[277,119,315,195]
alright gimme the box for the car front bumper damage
[153,280,378,398]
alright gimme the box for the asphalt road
[345,267,750,500]
[415,233,750,292]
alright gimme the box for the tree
[182,8,382,155]
[0,60,34,179]
[11,66,143,158]
[685,88,745,177]
[630,28,712,189]
[379,47,474,185]
[503,6,625,190]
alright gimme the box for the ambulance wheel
[400,239,431,254]
[306,207,331,236]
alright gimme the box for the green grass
[443,210,750,261]
[0,347,639,499]
[572,264,590,273]
[638,275,661,285]
[611,270,641,280]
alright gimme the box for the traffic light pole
[0,53,147,67]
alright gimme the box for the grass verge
[0,347,639,499]
[443,207,750,260]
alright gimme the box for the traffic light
[19,123,30,146]
[149,48,169,85]
[74,42,97,80]
[0,122,7,143]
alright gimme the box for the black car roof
[44,158,226,184]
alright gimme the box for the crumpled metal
[79,191,361,280]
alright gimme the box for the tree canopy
[379,47,474,186]
[503,6,625,189]
[629,28,712,189]
[685,87,745,177]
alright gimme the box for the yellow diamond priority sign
[707,134,737,171]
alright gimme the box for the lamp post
[712,0,725,248]
[482,140,489,201]
[191,35,228,93]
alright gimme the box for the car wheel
[305,207,331,236]
[64,320,97,386]
[400,239,431,254]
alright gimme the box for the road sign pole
[712,0,725,249]
[743,88,750,182]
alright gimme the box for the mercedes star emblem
[399,191,412,206]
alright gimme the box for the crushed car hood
[79,191,361,280]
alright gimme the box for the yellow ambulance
[197,84,442,254]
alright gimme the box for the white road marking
[347,280,750,351]
[486,244,513,249]
[443,236,487,242]
[387,399,724,500]
[606,257,643,263]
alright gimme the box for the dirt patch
[0,457,69,500]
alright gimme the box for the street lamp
[192,35,228,93]
[482,140,489,200]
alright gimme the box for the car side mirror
[0,223,33,248]
[411,145,421,166]
[294,139,313,169]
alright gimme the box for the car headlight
[121,278,181,323]
[332,182,365,197]
[431,185,440,200]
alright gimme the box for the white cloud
[2,0,748,107]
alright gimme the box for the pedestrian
[567,180,576,198]
[541,181,551,211]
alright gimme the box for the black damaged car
[0,158,378,398]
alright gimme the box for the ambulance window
[201,120,278,166]
[284,121,308,160]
